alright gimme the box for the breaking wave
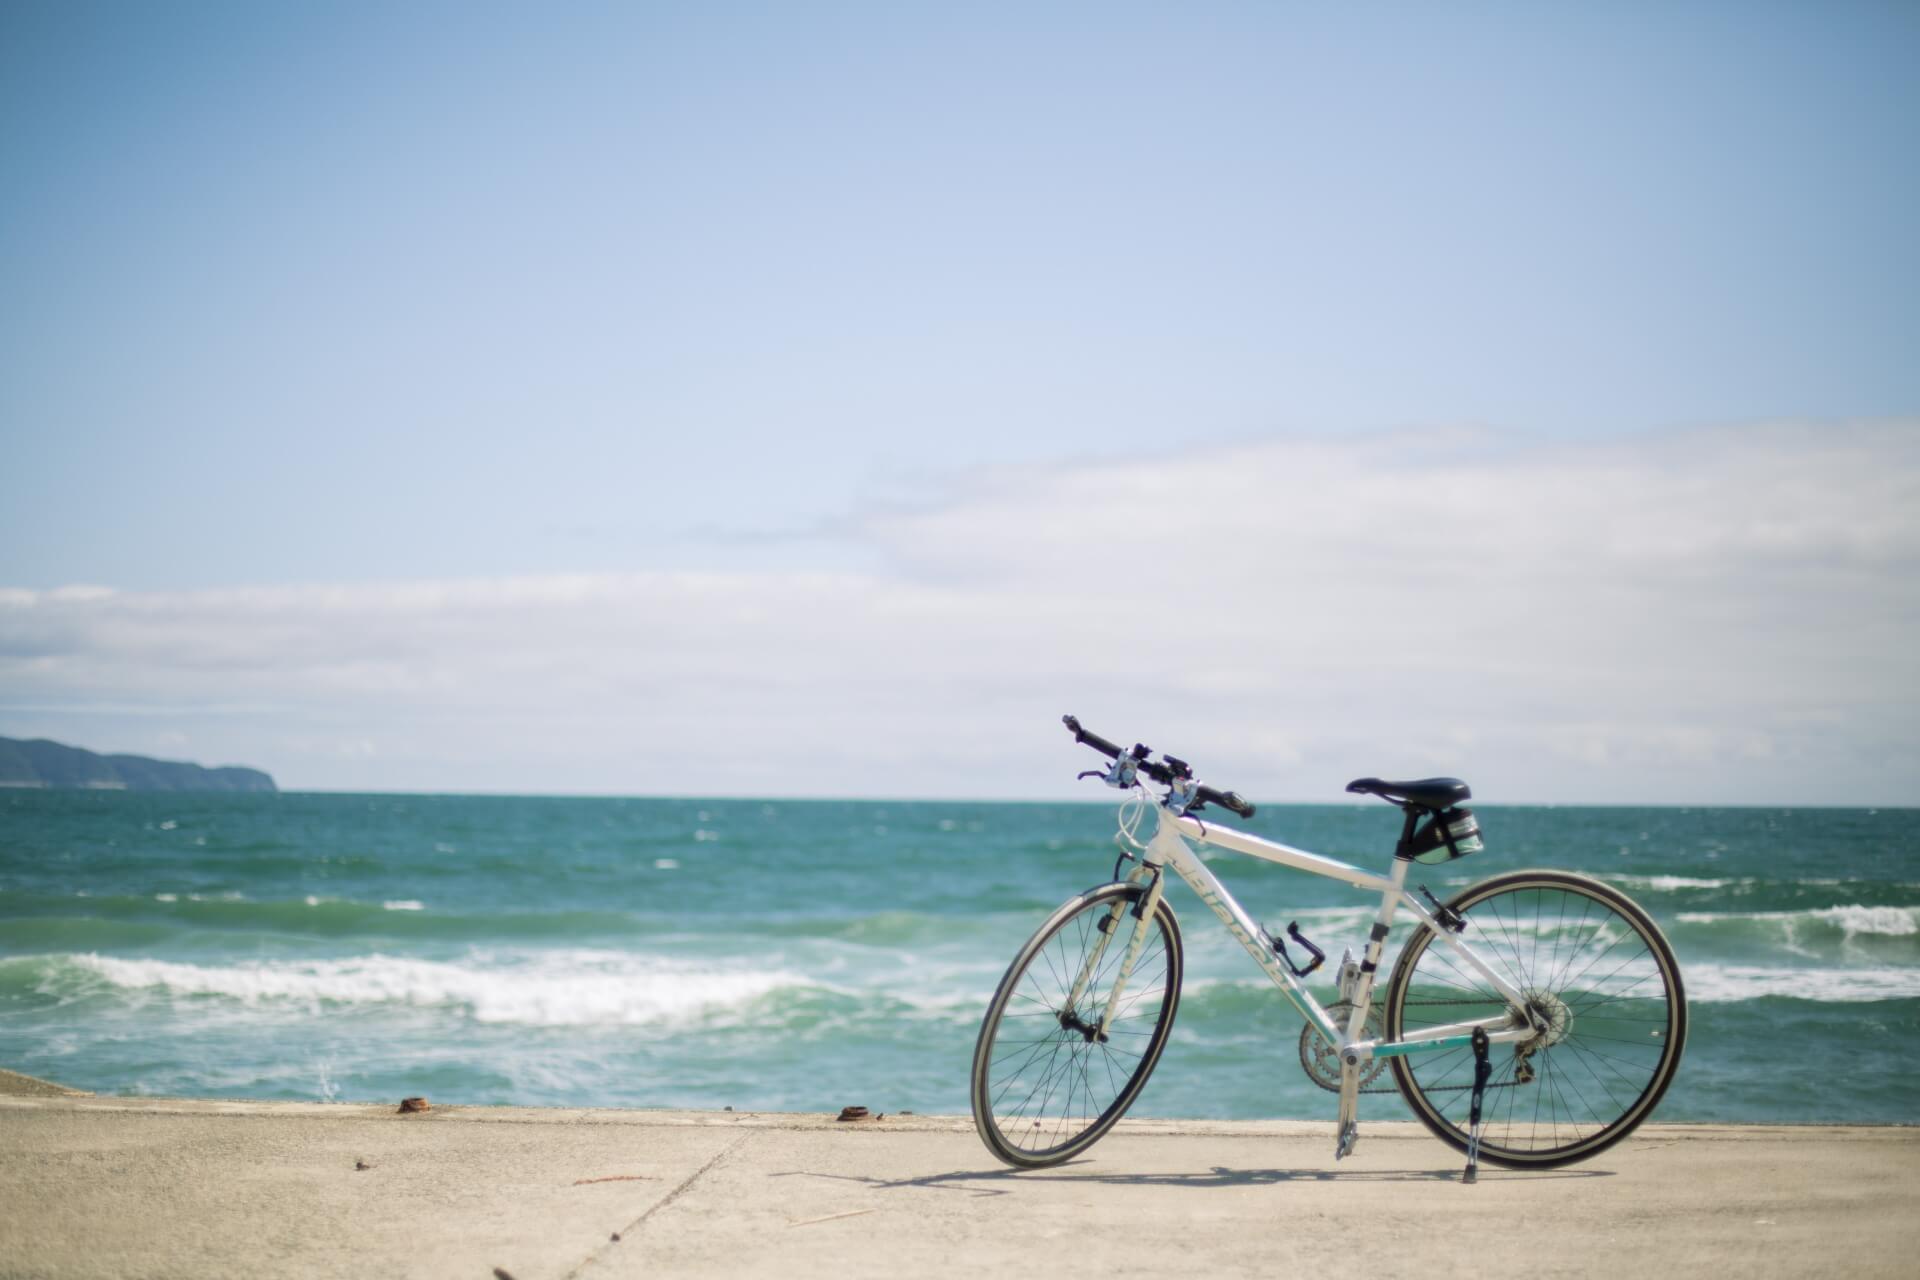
[1684,963,1920,1003]
[25,950,816,1028]
[1671,904,1920,958]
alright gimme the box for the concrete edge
[1,1092,1911,1144]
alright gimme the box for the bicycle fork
[1062,866,1167,1043]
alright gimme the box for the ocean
[2,791,1915,1125]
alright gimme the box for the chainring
[1298,1001,1388,1093]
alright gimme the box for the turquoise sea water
[2,791,1915,1124]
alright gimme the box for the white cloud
[3,423,1915,802]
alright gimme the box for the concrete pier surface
[3,1090,1915,1279]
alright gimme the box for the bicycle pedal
[1335,948,1359,1004]
[1335,1122,1359,1160]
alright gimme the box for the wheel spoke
[1386,874,1684,1168]
[973,886,1182,1166]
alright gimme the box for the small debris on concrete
[492,1269,517,1280]
[397,1096,430,1113]
[836,1106,870,1122]
[610,1232,621,1242]
[354,1160,372,1171]
[571,1175,656,1186]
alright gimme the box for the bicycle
[969,716,1687,1181]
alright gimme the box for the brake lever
[1080,754,1140,789]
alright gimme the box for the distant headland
[0,736,277,793]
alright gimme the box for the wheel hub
[1522,990,1573,1047]
[1058,1008,1108,1043]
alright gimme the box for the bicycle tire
[971,882,1183,1168]
[1384,869,1687,1168]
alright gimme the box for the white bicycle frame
[1070,793,1536,1081]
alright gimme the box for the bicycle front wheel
[1384,870,1687,1168]
[971,882,1183,1168]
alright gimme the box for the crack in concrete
[563,1132,753,1279]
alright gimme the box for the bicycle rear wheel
[971,882,1182,1168]
[1384,870,1686,1168]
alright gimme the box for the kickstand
[1462,1026,1491,1184]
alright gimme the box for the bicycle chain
[1305,998,1528,1095]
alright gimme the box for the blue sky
[2,3,1916,801]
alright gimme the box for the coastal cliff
[0,737,277,792]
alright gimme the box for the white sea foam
[1604,875,1755,891]
[381,900,425,911]
[1685,964,1920,1003]
[1279,906,1378,930]
[1817,905,1920,937]
[1676,904,1920,938]
[66,951,808,1027]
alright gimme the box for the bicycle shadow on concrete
[772,1162,1611,1199]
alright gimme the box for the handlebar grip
[1200,786,1257,819]
[1062,714,1123,759]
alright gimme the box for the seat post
[1392,805,1422,860]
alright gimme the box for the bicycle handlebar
[1061,714,1128,761]
[1062,714,1257,819]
